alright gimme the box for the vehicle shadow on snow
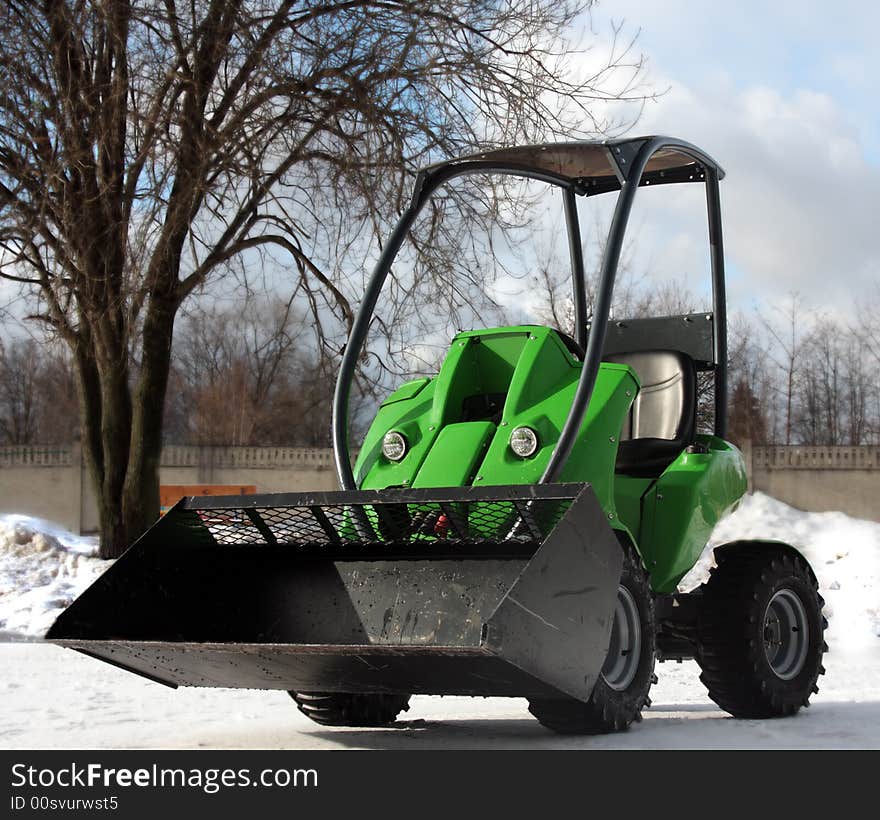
[303,713,717,750]
[301,700,880,750]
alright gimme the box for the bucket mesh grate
[185,489,578,554]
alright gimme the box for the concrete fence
[1,442,878,534]
[749,444,880,523]
[0,444,338,534]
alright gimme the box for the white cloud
[586,74,880,314]
[573,1,880,316]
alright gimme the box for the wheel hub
[601,585,641,691]
[763,589,809,680]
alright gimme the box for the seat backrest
[604,350,696,442]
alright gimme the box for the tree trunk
[71,296,177,559]
[73,347,130,557]
[121,296,178,557]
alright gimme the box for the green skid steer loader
[48,136,828,734]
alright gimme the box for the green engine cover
[353,325,747,591]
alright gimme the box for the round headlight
[509,426,538,458]
[382,431,407,461]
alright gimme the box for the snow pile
[0,515,107,638]
[680,492,880,650]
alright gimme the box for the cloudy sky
[585,0,879,316]
[3,3,875,330]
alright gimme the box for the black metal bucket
[47,483,622,702]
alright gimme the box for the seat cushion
[605,350,697,477]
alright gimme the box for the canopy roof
[421,136,724,196]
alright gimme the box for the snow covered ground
[1,493,878,749]
[2,643,878,749]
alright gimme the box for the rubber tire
[527,540,657,734]
[695,545,828,719]
[289,692,411,727]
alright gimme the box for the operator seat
[604,350,697,478]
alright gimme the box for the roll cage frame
[332,136,728,490]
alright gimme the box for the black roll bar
[564,188,588,353]
[705,165,728,439]
[332,137,728,490]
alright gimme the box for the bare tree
[791,317,876,446]
[726,313,772,446]
[0,337,40,444]
[843,341,870,445]
[0,1,653,555]
[169,292,334,446]
[528,230,681,334]
[0,333,77,445]
[36,344,79,443]
[759,293,809,446]
[794,322,843,446]
[855,286,880,443]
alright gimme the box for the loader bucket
[47,483,623,702]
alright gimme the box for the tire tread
[695,545,827,719]
[289,691,410,727]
